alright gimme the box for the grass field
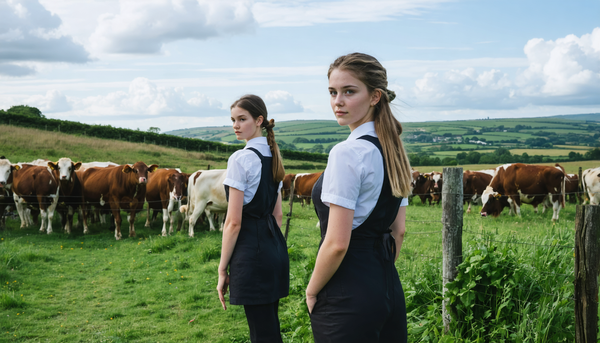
[0,196,586,342]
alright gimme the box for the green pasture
[0,195,588,342]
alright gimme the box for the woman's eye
[329,90,337,96]
[344,90,354,95]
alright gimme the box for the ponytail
[263,119,285,183]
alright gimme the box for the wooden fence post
[207,164,211,170]
[284,179,295,241]
[574,205,600,343]
[578,167,583,204]
[442,167,463,333]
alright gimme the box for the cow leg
[161,208,169,236]
[145,206,152,227]
[39,208,48,233]
[109,201,122,240]
[45,191,60,234]
[188,200,207,237]
[205,209,216,231]
[64,207,73,234]
[167,199,177,235]
[127,210,137,238]
[307,197,312,207]
[466,201,472,214]
[13,194,28,228]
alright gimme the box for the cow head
[0,159,20,189]
[432,172,443,189]
[48,158,82,181]
[168,172,185,201]
[480,186,506,217]
[122,162,159,184]
[412,173,432,195]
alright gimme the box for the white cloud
[0,0,90,75]
[253,0,449,27]
[89,0,256,54]
[264,90,305,113]
[72,77,226,118]
[26,90,71,113]
[409,28,600,110]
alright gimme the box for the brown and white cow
[429,171,443,205]
[411,172,433,205]
[78,161,158,240]
[48,158,83,234]
[144,168,187,236]
[463,170,493,213]
[11,163,61,233]
[180,169,228,236]
[582,167,600,205]
[0,159,19,228]
[554,164,582,204]
[481,163,565,221]
[293,172,323,207]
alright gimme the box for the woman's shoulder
[228,148,259,162]
[330,137,380,161]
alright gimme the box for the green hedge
[0,113,328,163]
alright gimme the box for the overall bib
[310,135,408,343]
[224,147,289,306]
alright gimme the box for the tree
[148,127,160,134]
[6,105,44,118]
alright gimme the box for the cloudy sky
[1,0,599,132]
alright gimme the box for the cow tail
[581,172,588,204]
[561,174,566,209]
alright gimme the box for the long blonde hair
[230,94,285,183]
[328,53,412,198]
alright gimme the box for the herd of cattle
[1,157,599,240]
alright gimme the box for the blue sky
[1,0,599,132]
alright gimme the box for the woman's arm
[272,191,283,228]
[389,205,406,262]
[217,187,244,310]
[305,204,353,313]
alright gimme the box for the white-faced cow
[49,158,83,234]
[78,162,158,240]
[582,167,600,205]
[180,169,228,236]
[0,159,19,228]
[429,171,443,205]
[481,163,565,222]
[144,168,187,236]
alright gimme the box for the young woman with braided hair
[217,94,289,342]
[306,53,412,342]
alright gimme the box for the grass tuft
[0,292,26,309]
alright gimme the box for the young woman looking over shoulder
[217,94,289,343]
[306,53,413,343]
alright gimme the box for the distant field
[413,160,600,174]
[510,148,590,156]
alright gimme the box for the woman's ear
[256,115,264,127]
[371,89,382,106]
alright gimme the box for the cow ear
[122,165,133,173]
[48,161,58,170]
[73,162,82,171]
[12,164,21,171]
[148,164,159,173]
[424,175,428,179]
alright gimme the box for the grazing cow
[481,163,565,221]
[293,172,323,207]
[144,168,186,236]
[282,173,296,200]
[412,172,433,205]
[554,164,582,204]
[463,170,493,213]
[582,167,600,205]
[180,169,228,236]
[11,163,61,233]
[78,162,158,240]
[429,171,443,205]
[48,158,83,234]
[0,159,19,228]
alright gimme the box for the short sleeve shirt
[223,136,283,205]
[321,121,408,229]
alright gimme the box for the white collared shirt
[321,121,408,229]
[223,136,282,205]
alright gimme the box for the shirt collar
[245,136,268,149]
[347,121,377,141]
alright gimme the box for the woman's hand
[306,292,317,314]
[217,269,230,310]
